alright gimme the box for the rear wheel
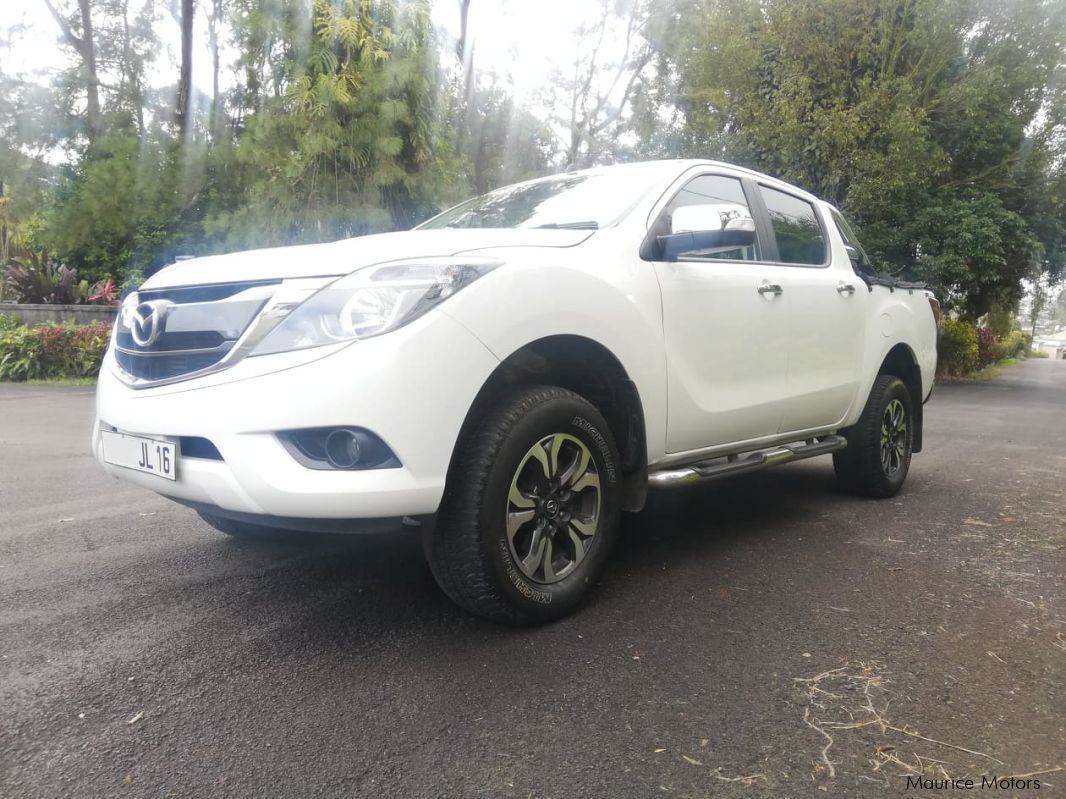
[834,375,913,498]
[425,385,622,624]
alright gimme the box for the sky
[432,0,608,100]
[1,0,609,104]
[1,0,217,102]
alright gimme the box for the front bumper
[92,310,499,522]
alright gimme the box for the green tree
[647,0,1066,318]
[204,0,455,249]
[457,77,554,195]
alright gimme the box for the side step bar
[647,435,847,488]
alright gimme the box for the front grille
[116,349,232,381]
[115,279,279,386]
[116,330,225,352]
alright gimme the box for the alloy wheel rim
[505,433,601,585]
[880,398,908,477]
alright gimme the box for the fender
[438,245,669,463]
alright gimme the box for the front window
[657,174,758,261]
[419,166,663,230]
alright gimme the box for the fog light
[325,429,361,468]
[277,427,400,471]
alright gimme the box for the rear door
[752,185,866,432]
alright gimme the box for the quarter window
[758,186,826,265]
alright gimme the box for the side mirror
[658,203,756,261]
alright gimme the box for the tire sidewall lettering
[569,415,618,484]
[498,540,552,604]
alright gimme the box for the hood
[140,228,593,289]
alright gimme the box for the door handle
[757,282,783,296]
[836,282,857,295]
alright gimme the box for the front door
[650,173,791,453]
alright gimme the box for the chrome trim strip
[648,435,847,487]
[116,343,232,358]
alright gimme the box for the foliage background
[1,0,1064,319]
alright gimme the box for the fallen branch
[711,767,766,785]
[796,660,1006,783]
[803,706,836,778]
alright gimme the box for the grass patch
[938,356,1023,383]
[25,376,97,386]
[967,357,1020,381]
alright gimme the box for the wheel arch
[448,334,649,512]
[875,343,924,452]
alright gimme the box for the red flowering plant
[87,278,117,304]
[975,326,997,369]
[35,322,113,377]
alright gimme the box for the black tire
[196,510,293,540]
[425,385,622,624]
[833,375,914,498]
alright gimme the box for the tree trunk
[121,0,145,135]
[44,0,102,141]
[78,0,101,140]
[208,1,222,136]
[457,0,472,63]
[177,0,195,136]
[1,178,8,265]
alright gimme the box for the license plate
[101,431,177,481]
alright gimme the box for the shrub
[1032,350,1050,359]
[999,330,1028,360]
[36,323,113,377]
[3,251,118,305]
[4,253,79,304]
[984,304,1015,338]
[0,321,111,381]
[938,319,979,376]
[975,326,997,368]
[0,326,43,380]
[0,314,24,331]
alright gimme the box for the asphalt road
[2,360,1064,798]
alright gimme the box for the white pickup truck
[93,159,939,623]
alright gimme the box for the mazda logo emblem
[129,300,171,347]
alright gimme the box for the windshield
[419,167,662,230]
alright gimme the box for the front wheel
[425,385,622,624]
[833,375,914,498]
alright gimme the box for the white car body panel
[652,258,791,451]
[93,159,938,525]
[141,228,593,289]
[94,309,499,518]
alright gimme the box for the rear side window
[831,208,876,276]
[758,186,826,265]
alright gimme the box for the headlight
[249,257,502,357]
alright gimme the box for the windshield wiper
[532,221,599,230]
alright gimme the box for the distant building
[1034,328,1066,359]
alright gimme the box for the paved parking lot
[2,360,1064,797]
